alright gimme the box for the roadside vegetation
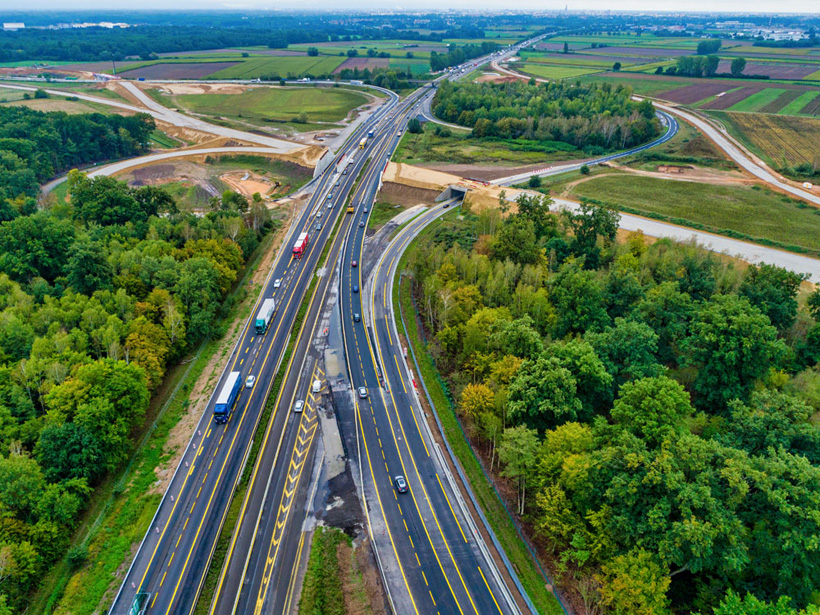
[400,193,820,615]
[564,174,820,255]
[0,106,280,613]
[432,80,661,154]
[394,121,585,166]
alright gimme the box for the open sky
[9,0,820,11]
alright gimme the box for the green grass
[389,57,431,75]
[34,230,277,615]
[517,62,602,80]
[149,129,182,149]
[298,527,349,615]
[367,201,407,230]
[575,73,692,97]
[726,88,787,112]
[393,124,583,166]
[394,221,565,615]
[169,86,368,124]
[519,52,627,68]
[209,56,345,80]
[780,90,820,115]
[568,174,820,254]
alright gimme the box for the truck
[254,298,276,334]
[213,371,242,423]
[347,202,355,214]
[359,137,367,150]
[292,232,309,259]
[367,129,375,138]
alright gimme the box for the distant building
[3,23,25,31]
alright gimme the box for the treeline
[0,23,499,63]
[406,194,820,615]
[429,41,499,72]
[0,111,272,612]
[0,106,153,218]
[432,80,660,153]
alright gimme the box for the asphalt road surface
[107,90,397,615]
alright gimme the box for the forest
[405,193,820,615]
[432,80,661,154]
[0,108,271,613]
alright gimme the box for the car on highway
[358,387,368,399]
[245,375,255,389]
[315,210,322,218]
[274,278,282,289]
[293,399,304,413]
[358,221,365,227]
[352,284,359,293]
[327,201,334,209]
[314,222,322,231]
[326,193,332,200]
[394,475,408,494]
[363,207,368,213]
[351,260,358,267]
[353,313,361,322]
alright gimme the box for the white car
[358,387,368,399]
[245,375,255,389]
[294,399,304,413]
[274,278,282,289]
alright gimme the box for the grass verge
[297,527,349,615]
[392,218,564,615]
[34,230,275,615]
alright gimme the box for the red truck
[292,232,309,258]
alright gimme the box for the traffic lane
[236,209,356,613]
[142,179,341,613]
[367,203,513,615]
[209,182,359,613]
[112,80,407,612]
[342,224,477,615]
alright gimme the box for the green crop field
[568,174,820,252]
[518,62,602,80]
[209,56,345,79]
[169,86,369,123]
[389,57,431,74]
[781,90,820,114]
[289,40,449,59]
[726,88,787,112]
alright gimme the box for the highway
[107,87,398,615]
[207,86,438,615]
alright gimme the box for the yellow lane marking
[478,566,504,615]
[436,474,468,544]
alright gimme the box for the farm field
[118,62,239,79]
[717,112,820,167]
[567,174,820,253]
[167,86,369,124]
[722,88,786,112]
[517,62,603,80]
[288,40,449,59]
[780,90,820,115]
[209,56,345,79]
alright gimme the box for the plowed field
[662,83,738,104]
[701,87,760,110]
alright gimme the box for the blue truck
[213,371,242,424]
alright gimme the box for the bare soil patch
[160,82,248,96]
[661,83,737,105]
[118,62,238,80]
[475,72,519,84]
[701,86,762,110]
[716,60,818,79]
[219,171,276,198]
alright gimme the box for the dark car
[353,313,361,322]
[351,260,358,268]
[394,475,408,493]
[352,284,359,293]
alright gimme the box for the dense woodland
[0,109,271,613]
[406,194,820,615]
[432,80,661,154]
